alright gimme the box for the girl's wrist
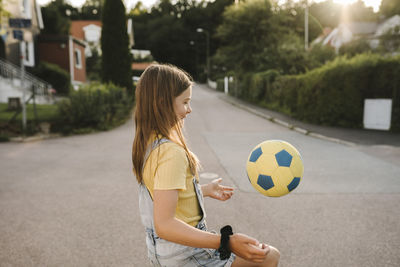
[218,225,233,259]
[201,184,210,197]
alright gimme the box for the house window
[74,49,82,69]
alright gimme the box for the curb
[219,95,356,147]
[9,133,62,143]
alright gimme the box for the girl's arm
[153,189,269,263]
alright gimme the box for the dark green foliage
[307,44,336,69]
[56,83,133,133]
[81,0,103,20]
[246,70,280,103]
[339,38,372,57]
[101,0,133,94]
[243,54,400,131]
[215,0,273,74]
[128,0,234,79]
[379,0,400,19]
[86,48,102,82]
[272,33,308,75]
[41,0,73,34]
[30,61,71,95]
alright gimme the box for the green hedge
[30,61,71,95]
[56,82,133,133]
[243,54,400,131]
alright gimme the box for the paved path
[1,84,399,266]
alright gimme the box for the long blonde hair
[132,64,200,183]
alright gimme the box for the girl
[132,64,280,267]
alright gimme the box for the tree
[128,0,233,79]
[41,0,78,35]
[309,0,342,29]
[215,0,274,74]
[346,0,377,22]
[101,0,133,93]
[0,0,11,17]
[81,0,103,20]
[380,0,400,18]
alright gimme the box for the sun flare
[331,0,381,12]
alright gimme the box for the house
[0,0,51,104]
[37,34,87,86]
[313,15,400,53]
[70,19,135,57]
[319,22,377,53]
[70,20,102,57]
[0,0,44,66]
[59,19,135,85]
[370,15,400,49]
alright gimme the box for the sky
[36,0,383,12]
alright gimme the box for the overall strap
[143,137,171,170]
[138,137,171,231]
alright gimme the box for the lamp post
[305,0,309,50]
[196,28,210,81]
[189,40,198,79]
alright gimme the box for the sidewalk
[218,92,400,147]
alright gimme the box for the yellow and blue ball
[246,140,304,197]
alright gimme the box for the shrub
[339,38,372,57]
[31,61,71,95]
[57,82,133,133]
[243,53,400,131]
[307,44,336,70]
[247,69,280,103]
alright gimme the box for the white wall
[0,77,52,104]
[0,78,23,102]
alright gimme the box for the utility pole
[9,18,31,134]
[196,28,210,82]
[20,40,26,133]
[305,0,309,50]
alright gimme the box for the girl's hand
[202,178,234,201]
[229,233,270,263]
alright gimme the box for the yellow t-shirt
[143,139,202,227]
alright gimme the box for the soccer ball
[246,140,304,197]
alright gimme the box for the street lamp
[196,28,210,81]
[189,40,198,78]
[304,0,309,50]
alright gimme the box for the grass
[0,103,61,139]
[0,103,60,122]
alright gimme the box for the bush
[339,38,372,57]
[57,82,134,133]
[30,61,71,95]
[307,44,336,70]
[242,53,400,131]
[248,69,280,103]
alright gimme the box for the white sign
[363,99,392,130]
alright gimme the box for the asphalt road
[1,84,399,266]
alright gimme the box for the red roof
[70,20,102,41]
[132,62,153,71]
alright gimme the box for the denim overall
[138,138,235,267]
